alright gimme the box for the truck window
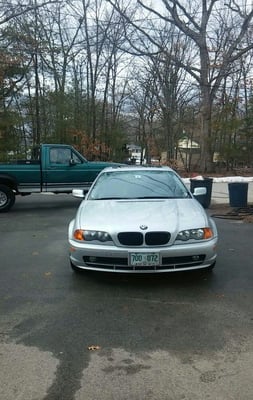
[71,151,82,164]
[50,148,72,164]
[31,146,41,160]
[49,147,84,165]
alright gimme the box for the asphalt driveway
[0,193,253,400]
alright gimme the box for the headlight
[176,228,213,241]
[73,229,112,242]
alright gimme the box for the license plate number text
[129,253,160,266]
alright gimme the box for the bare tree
[148,27,196,161]
[0,0,61,25]
[107,0,253,171]
[212,52,253,169]
[70,0,131,154]
[0,0,65,146]
[36,3,84,142]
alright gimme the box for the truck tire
[0,184,15,212]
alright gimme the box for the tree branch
[0,0,62,25]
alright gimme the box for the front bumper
[69,238,218,273]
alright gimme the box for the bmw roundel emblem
[140,225,148,230]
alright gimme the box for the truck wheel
[0,185,15,212]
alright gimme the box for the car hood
[76,199,209,233]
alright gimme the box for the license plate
[129,252,160,266]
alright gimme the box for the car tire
[0,184,15,212]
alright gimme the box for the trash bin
[228,182,248,207]
[190,178,213,209]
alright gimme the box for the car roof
[100,165,175,173]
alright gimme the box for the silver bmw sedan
[68,166,218,273]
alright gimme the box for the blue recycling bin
[190,178,213,209]
[228,182,248,207]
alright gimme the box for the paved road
[0,194,253,400]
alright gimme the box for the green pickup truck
[0,143,120,212]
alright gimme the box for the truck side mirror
[69,158,76,166]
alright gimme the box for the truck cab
[0,144,121,212]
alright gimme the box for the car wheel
[0,185,15,212]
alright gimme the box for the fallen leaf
[88,345,101,351]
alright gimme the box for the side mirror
[69,158,77,166]
[72,189,86,198]
[193,187,207,196]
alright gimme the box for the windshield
[88,169,190,200]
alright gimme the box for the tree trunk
[199,95,213,172]
[199,42,213,173]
